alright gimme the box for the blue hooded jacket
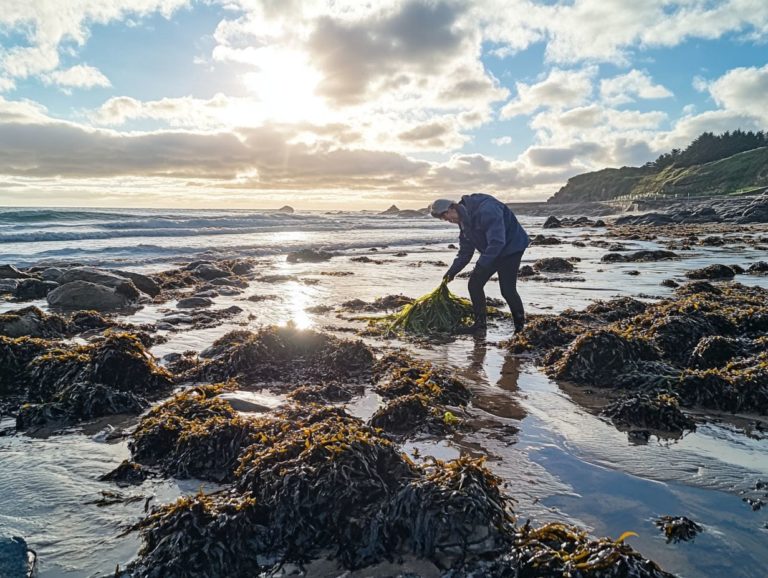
[446,193,529,278]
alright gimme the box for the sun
[242,48,326,122]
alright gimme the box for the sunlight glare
[243,49,325,122]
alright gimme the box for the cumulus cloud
[480,0,768,64]
[43,65,111,89]
[0,0,190,80]
[600,70,672,105]
[707,63,768,121]
[500,67,596,118]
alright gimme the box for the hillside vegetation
[550,130,768,203]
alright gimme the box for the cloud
[600,70,673,105]
[491,136,512,146]
[0,0,190,80]
[479,0,768,64]
[43,65,111,89]
[500,67,596,118]
[707,63,768,121]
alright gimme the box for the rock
[177,297,213,309]
[748,261,768,274]
[277,205,294,213]
[286,249,334,263]
[57,266,128,288]
[40,267,64,281]
[380,204,401,215]
[518,265,536,277]
[0,279,19,294]
[396,209,427,218]
[191,263,230,280]
[47,280,140,311]
[661,279,679,288]
[0,265,30,279]
[534,257,574,273]
[13,278,58,300]
[738,194,768,224]
[0,535,36,578]
[0,306,67,338]
[208,277,248,288]
[601,250,678,263]
[542,216,561,228]
[654,516,703,543]
[230,260,255,276]
[217,391,277,413]
[615,213,675,226]
[594,219,606,227]
[193,290,219,299]
[530,235,561,245]
[685,264,736,280]
[112,270,161,297]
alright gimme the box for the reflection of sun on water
[277,282,313,329]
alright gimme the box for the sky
[0,0,766,210]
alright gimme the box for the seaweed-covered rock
[530,235,562,246]
[16,332,172,429]
[534,257,574,273]
[684,264,736,280]
[189,326,374,386]
[235,414,418,568]
[507,316,584,355]
[0,306,67,338]
[602,393,695,434]
[601,250,678,263]
[463,522,676,577]
[98,459,150,486]
[0,336,49,395]
[384,457,515,566]
[551,330,658,386]
[689,335,743,369]
[583,297,647,323]
[374,361,471,406]
[128,493,270,578]
[287,382,363,403]
[370,393,451,437]
[654,516,703,543]
[128,385,241,474]
[543,216,561,228]
[677,352,768,413]
[649,312,734,364]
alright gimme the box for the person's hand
[443,272,454,283]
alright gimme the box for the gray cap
[428,198,454,218]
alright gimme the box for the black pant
[467,251,525,325]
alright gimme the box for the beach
[1,203,767,578]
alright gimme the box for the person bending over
[428,193,529,335]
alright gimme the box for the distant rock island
[378,205,428,218]
[550,130,768,204]
[277,205,294,213]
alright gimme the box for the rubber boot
[513,313,525,333]
[456,310,487,335]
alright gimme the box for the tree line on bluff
[648,129,768,170]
